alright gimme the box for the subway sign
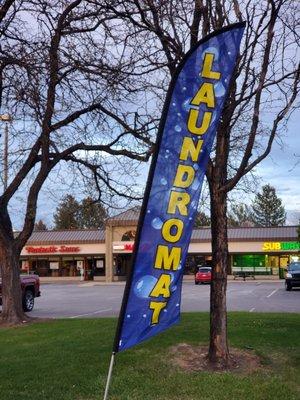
[262,242,300,251]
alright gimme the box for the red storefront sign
[25,245,80,254]
[113,243,134,252]
[124,244,134,251]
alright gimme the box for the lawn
[0,313,299,400]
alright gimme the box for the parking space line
[266,289,278,298]
[69,308,112,318]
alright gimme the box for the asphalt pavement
[26,281,300,319]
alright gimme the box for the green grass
[0,313,299,400]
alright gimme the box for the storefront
[20,230,106,279]
[230,239,300,276]
[106,210,299,281]
[20,208,299,281]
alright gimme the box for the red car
[0,274,41,312]
[195,267,212,284]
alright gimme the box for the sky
[24,106,299,230]
[254,113,300,224]
[3,4,299,230]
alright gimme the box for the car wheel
[195,281,199,285]
[285,282,292,291]
[23,290,35,312]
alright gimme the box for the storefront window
[33,259,50,276]
[94,258,105,276]
[233,254,266,269]
[61,257,77,277]
[20,255,105,277]
[86,257,105,277]
[232,254,274,275]
[49,258,60,277]
[115,254,131,277]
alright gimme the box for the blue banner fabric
[115,23,245,352]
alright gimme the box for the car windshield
[289,262,300,271]
[198,268,211,273]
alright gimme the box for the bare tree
[1,0,299,370]
[100,0,299,367]
[227,202,253,227]
[0,0,154,324]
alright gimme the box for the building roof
[26,229,105,245]
[107,208,298,241]
[106,206,141,227]
[191,225,298,242]
[24,224,298,245]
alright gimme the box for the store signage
[262,242,300,251]
[113,244,134,251]
[25,245,80,254]
[114,23,245,353]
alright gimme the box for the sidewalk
[39,275,282,285]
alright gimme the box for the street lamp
[0,113,12,191]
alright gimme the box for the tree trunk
[0,241,27,325]
[208,186,230,367]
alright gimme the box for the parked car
[285,262,300,291]
[0,274,41,311]
[195,266,212,285]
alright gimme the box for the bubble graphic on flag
[151,217,163,229]
[134,275,157,299]
[214,82,226,97]
[202,46,219,61]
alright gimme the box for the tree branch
[224,64,300,192]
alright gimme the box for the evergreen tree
[194,211,211,228]
[228,203,253,227]
[78,197,107,229]
[53,195,107,229]
[251,184,286,227]
[33,219,48,231]
[53,195,80,229]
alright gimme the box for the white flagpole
[103,352,115,400]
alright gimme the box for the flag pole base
[103,352,115,400]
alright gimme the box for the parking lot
[27,281,300,319]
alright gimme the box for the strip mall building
[20,208,300,281]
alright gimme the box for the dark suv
[285,262,300,291]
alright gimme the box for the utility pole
[3,122,8,190]
[0,113,12,191]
